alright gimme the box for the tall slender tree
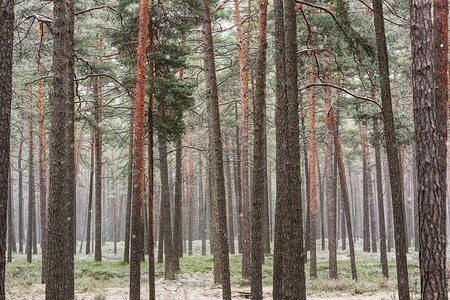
[325,62,337,280]
[273,0,305,298]
[86,129,94,255]
[372,0,410,297]
[0,0,14,295]
[18,128,24,254]
[46,0,75,297]
[129,0,149,297]
[147,1,156,296]
[202,0,232,297]
[26,87,35,263]
[37,15,48,283]
[373,117,388,278]
[308,65,317,279]
[332,111,357,281]
[251,0,268,298]
[124,107,134,263]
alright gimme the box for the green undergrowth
[5,246,421,297]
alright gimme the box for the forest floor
[5,240,422,299]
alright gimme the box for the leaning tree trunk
[201,0,232,298]
[372,0,410,297]
[332,112,357,281]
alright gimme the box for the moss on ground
[5,242,421,298]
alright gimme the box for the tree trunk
[94,74,103,262]
[363,121,377,253]
[250,0,268,297]
[317,151,325,251]
[309,65,317,279]
[46,0,75,297]
[373,117,388,278]
[232,0,251,278]
[332,112,357,281]
[233,103,243,254]
[174,137,183,258]
[300,93,310,253]
[359,121,371,252]
[325,68,337,280]
[434,0,448,273]
[411,0,448,297]
[187,128,194,256]
[224,139,235,254]
[86,129,94,254]
[129,0,149,297]
[27,86,35,263]
[18,128,24,254]
[159,135,177,280]
[273,0,306,298]
[147,3,156,296]
[7,163,13,263]
[37,17,48,282]
[124,108,134,263]
[202,1,232,297]
[0,0,13,295]
[199,150,206,256]
[372,0,410,297]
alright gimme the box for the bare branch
[74,5,117,16]
[299,83,382,110]
[215,0,231,12]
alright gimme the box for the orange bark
[233,0,251,279]
[37,14,48,283]
[130,0,149,298]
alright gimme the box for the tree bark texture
[202,1,232,297]
[373,0,410,297]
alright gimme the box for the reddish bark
[233,0,251,278]
[309,64,317,279]
[129,0,149,297]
